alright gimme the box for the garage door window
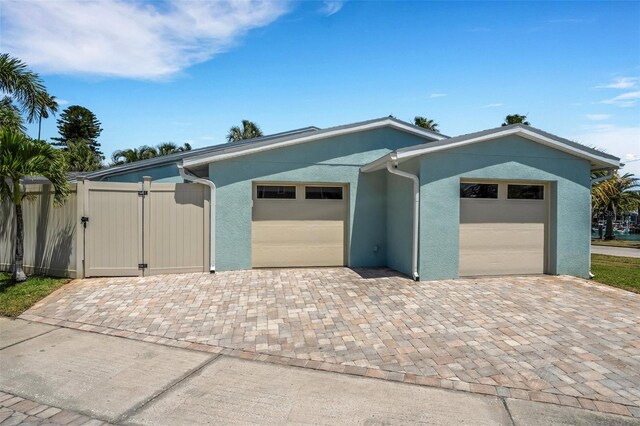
[305,186,343,200]
[460,183,498,199]
[507,184,544,200]
[257,185,296,199]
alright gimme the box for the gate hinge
[138,190,148,197]
[138,263,148,269]
[81,216,89,228]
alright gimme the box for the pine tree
[53,105,104,158]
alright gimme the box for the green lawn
[591,239,640,249]
[0,272,69,317]
[591,254,640,293]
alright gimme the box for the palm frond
[0,129,70,205]
[0,54,51,124]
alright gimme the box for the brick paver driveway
[22,269,640,418]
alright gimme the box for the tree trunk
[12,202,27,282]
[604,210,615,241]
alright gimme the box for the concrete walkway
[592,245,640,258]
[1,318,639,425]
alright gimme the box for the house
[83,117,620,280]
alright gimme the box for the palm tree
[0,54,51,125]
[156,142,178,156]
[111,145,158,165]
[65,139,103,172]
[36,94,59,140]
[592,172,640,240]
[0,97,26,134]
[0,130,70,281]
[227,120,263,143]
[156,142,192,156]
[502,114,530,126]
[414,116,440,132]
[111,142,192,165]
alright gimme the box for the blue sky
[3,0,640,174]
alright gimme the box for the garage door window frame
[507,184,545,200]
[256,184,297,200]
[460,182,499,199]
[305,186,344,200]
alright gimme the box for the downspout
[386,160,420,281]
[178,164,216,273]
[589,169,615,278]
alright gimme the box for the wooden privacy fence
[1,177,210,278]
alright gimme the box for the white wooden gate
[81,179,209,277]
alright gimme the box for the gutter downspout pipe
[178,165,216,273]
[386,160,420,281]
[589,169,616,278]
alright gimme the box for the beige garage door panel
[252,221,344,267]
[460,224,544,250]
[460,199,546,224]
[253,200,345,221]
[460,223,545,276]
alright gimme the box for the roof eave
[394,127,620,170]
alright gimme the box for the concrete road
[592,244,640,258]
[1,318,638,426]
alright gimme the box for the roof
[360,124,620,172]
[84,126,321,180]
[180,117,447,168]
[21,172,89,184]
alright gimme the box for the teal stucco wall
[208,128,429,271]
[100,163,184,183]
[418,136,592,281]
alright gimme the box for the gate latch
[138,190,148,197]
[81,216,89,228]
[138,263,148,269]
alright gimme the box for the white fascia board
[183,119,446,168]
[395,127,620,169]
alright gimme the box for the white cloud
[595,77,638,90]
[586,114,610,121]
[56,99,70,106]
[601,91,640,107]
[321,1,345,16]
[583,124,615,131]
[571,126,640,175]
[1,0,290,80]
[429,93,447,98]
[481,103,503,108]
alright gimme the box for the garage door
[252,183,347,268]
[459,182,547,276]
